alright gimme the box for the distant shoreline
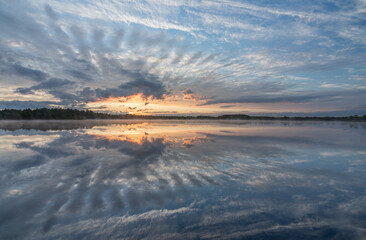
[1,108,365,121]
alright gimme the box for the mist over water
[0,120,365,239]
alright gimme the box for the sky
[0,0,365,116]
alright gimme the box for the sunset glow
[0,1,365,116]
[1,1,366,239]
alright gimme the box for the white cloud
[119,206,195,224]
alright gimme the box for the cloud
[1,3,185,107]
[16,78,75,94]
[40,0,198,34]
[8,155,47,172]
[182,89,194,95]
[66,70,93,82]
[0,0,365,114]
[203,89,366,105]
[220,105,235,108]
[120,207,194,224]
[0,100,56,109]
[95,70,168,100]
[44,4,59,21]
[111,28,125,49]
[16,142,76,158]
[36,0,366,49]
[0,2,65,52]
[186,51,204,65]
[0,61,48,82]
[181,89,207,102]
[204,94,318,105]
[1,0,366,238]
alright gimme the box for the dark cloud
[127,27,143,48]
[4,155,47,172]
[109,188,125,210]
[197,52,220,65]
[111,28,125,49]
[0,3,63,53]
[68,25,86,44]
[66,155,90,167]
[92,28,105,49]
[186,51,203,65]
[203,94,318,104]
[184,172,204,187]
[170,173,184,186]
[44,4,59,21]
[68,25,91,60]
[16,78,74,94]
[125,27,168,50]
[220,105,235,108]
[66,70,93,81]
[10,64,47,82]
[182,89,194,94]
[16,142,76,158]
[0,100,56,109]
[181,88,207,101]
[7,69,167,106]
[203,89,366,105]
[0,61,47,82]
[95,70,167,99]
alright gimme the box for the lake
[0,120,365,239]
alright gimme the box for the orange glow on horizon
[84,92,342,116]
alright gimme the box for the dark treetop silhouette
[0,108,365,121]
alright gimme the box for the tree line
[0,108,365,121]
[0,108,117,120]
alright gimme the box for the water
[0,120,365,239]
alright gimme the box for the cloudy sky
[0,0,365,116]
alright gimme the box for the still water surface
[0,120,365,239]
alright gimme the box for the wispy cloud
[0,0,365,115]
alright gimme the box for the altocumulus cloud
[0,2,178,109]
[0,0,365,114]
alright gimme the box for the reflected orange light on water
[85,122,214,145]
[78,120,342,151]
[83,121,301,147]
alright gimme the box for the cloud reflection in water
[0,120,365,239]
